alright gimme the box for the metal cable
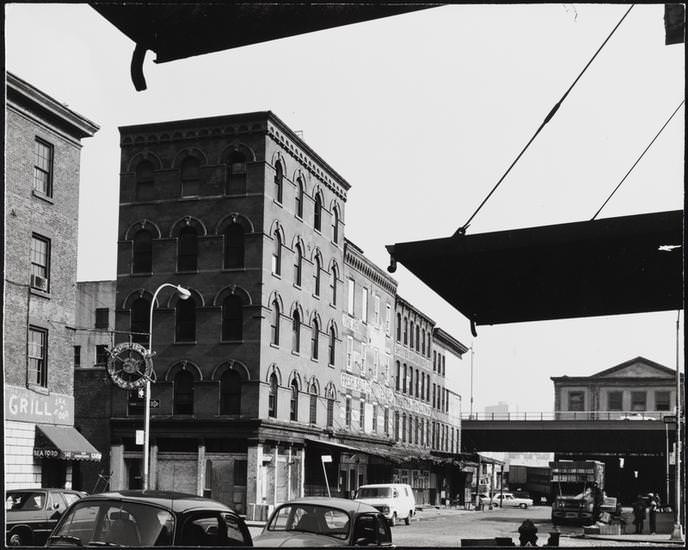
[456,4,635,236]
[591,99,685,220]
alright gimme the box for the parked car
[5,488,86,546]
[354,483,415,526]
[620,413,657,421]
[254,497,392,546]
[44,490,252,547]
[491,492,534,509]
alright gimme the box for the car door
[352,513,378,546]
[180,511,252,547]
[375,514,393,546]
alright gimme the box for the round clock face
[106,342,153,389]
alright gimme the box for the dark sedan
[254,497,393,547]
[45,490,252,547]
[5,488,86,546]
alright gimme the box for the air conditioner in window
[30,274,49,291]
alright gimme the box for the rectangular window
[372,404,378,432]
[347,279,355,316]
[607,391,623,411]
[28,326,48,387]
[361,287,368,323]
[631,391,647,411]
[384,407,389,435]
[73,345,81,368]
[30,234,51,290]
[95,345,109,365]
[33,138,53,196]
[327,398,334,427]
[385,305,391,335]
[360,398,366,430]
[346,336,353,371]
[373,349,379,379]
[345,397,352,427]
[374,295,380,326]
[655,391,671,411]
[395,362,400,391]
[403,364,407,394]
[95,308,109,329]
[568,391,585,411]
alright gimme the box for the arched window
[135,160,154,201]
[427,331,431,357]
[326,389,335,427]
[313,193,322,232]
[274,160,283,203]
[402,413,407,443]
[330,265,338,305]
[311,319,320,360]
[328,327,336,366]
[132,229,152,273]
[130,297,149,345]
[181,156,200,196]
[177,226,198,272]
[290,379,299,421]
[293,243,303,286]
[313,256,321,297]
[292,309,301,353]
[175,298,196,342]
[227,151,247,194]
[403,317,408,345]
[222,295,243,341]
[396,313,401,342]
[394,411,400,441]
[295,178,304,218]
[409,321,414,349]
[271,300,280,346]
[395,361,401,391]
[415,325,420,352]
[224,223,244,269]
[268,373,278,418]
[409,368,413,398]
[272,231,281,275]
[421,331,426,355]
[173,370,194,415]
[332,206,339,244]
[220,369,242,414]
[309,383,318,424]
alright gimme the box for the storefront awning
[34,424,102,462]
[304,436,395,461]
[387,210,683,326]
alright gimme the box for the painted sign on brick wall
[5,384,73,425]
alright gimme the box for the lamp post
[143,283,191,491]
[671,310,683,541]
[469,345,475,419]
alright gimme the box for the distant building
[4,72,100,489]
[551,356,682,420]
[484,401,509,418]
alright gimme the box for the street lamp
[143,283,190,491]
[671,310,683,542]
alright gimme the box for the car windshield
[48,500,175,546]
[6,491,46,511]
[267,504,350,540]
[357,487,392,498]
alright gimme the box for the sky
[5,3,684,413]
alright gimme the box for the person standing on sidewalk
[648,494,658,534]
[632,496,646,534]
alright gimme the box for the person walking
[648,493,658,534]
[632,496,646,534]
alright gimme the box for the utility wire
[591,99,685,220]
[456,4,635,236]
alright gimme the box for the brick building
[4,72,101,489]
[73,110,471,516]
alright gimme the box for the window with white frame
[347,279,355,316]
[346,336,353,371]
[361,287,368,323]
[29,326,48,387]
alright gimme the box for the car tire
[405,511,411,525]
[390,512,397,527]
[519,503,528,509]
[8,529,31,546]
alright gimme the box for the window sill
[30,287,51,299]
[174,340,197,345]
[311,357,319,363]
[27,383,49,395]
[270,343,280,350]
[176,269,198,274]
[314,228,322,235]
[273,199,283,207]
[220,340,244,344]
[293,283,302,290]
[312,294,320,300]
[291,351,301,357]
[328,363,335,369]
[271,272,282,280]
[131,272,153,277]
[32,190,54,204]
[221,267,246,272]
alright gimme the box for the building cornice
[432,327,469,357]
[343,240,398,296]
[396,295,436,326]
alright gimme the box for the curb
[573,534,684,545]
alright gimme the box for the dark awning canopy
[34,424,102,462]
[387,211,683,326]
[91,4,438,89]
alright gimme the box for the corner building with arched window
[92,112,352,519]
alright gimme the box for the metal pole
[671,310,683,541]
[321,459,331,497]
[470,346,474,418]
[665,423,670,508]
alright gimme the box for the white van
[354,483,415,526]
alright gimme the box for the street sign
[150,399,160,408]
[321,455,332,463]
[663,415,677,424]
[136,429,144,445]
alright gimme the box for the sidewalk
[414,505,473,521]
[574,533,684,545]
